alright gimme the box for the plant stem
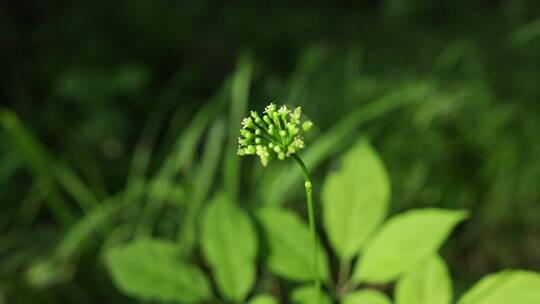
[291,153,321,303]
[337,259,351,298]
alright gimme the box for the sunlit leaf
[248,294,279,304]
[104,239,211,303]
[256,207,330,282]
[290,285,332,304]
[353,208,467,283]
[201,194,257,302]
[396,255,452,304]
[342,289,392,304]
[322,139,390,259]
[457,270,540,304]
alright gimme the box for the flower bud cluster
[238,103,313,166]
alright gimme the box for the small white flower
[264,103,277,114]
[278,105,290,115]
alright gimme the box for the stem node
[292,154,321,304]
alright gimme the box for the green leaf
[352,208,467,284]
[104,239,211,303]
[201,194,257,302]
[342,289,392,304]
[256,207,330,282]
[457,270,540,304]
[290,285,332,304]
[322,139,390,260]
[248,294,279,304]
[396,255,452,304]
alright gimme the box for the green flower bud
[302,121,313,132]
[242,117,255,128]
[264,103,276,115]
[263,115,272,124]
[250,111,260,120]
[287,145,296,154]
[241,130,253,139]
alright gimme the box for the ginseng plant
[237,103,320,301]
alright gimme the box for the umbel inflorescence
[237,103,313,166]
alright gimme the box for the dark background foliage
[1,0,539,303]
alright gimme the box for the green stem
[337,258,351,298]
[291,153,321,303]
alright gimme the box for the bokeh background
[1,0,540,303]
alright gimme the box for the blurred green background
[1,0,540,303]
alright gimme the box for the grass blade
[178,118,226,253]
[223,53,253,200]
[134,88,227,237]
[0,108,74,227]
